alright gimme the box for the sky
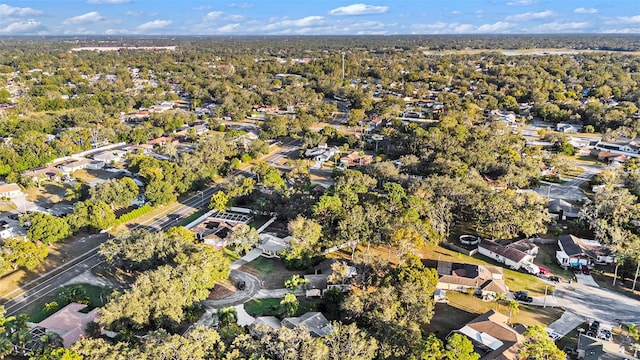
[0,0,638,36]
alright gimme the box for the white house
[93,150,126,164]
[478,239,534,271]
[0,183,23,199]
[556,234,614,268]
[556,123,583,133]
[304,144,340,163]
[594,137,640,158]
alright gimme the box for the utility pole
[543,284,548,308]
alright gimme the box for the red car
[538,266,549,275]
[581,265,590,275]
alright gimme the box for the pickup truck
[514,291,533,303]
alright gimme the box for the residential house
[258,233,291,258]
[0,183,23,199]
[548,199,580,220]
[478,239,536,271]
[594,137,640,158]
[147,136,179,146]
[576,334,631,360]
[556,235,614,268]
[437,261,507,298]
[58,159,104,173]
[556,123,584,133]
[304,144,340,163]
[304,274,328,298]
[191,219,242,248]
[281,312,333,338]
[93,150,126,164]
[340,151,373,167]
[33,302,98,347]
[249,316,281,337]
[20,167,62,183]
[489,110,517,125]
[449,310,525,360]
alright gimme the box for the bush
[44,301,59,315]
[114,204,153,225]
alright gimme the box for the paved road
[554,282,640,324]
[2,187,221,315]
[535,165,600,202]
[2,140,301,316]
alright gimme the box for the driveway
[554,282,640,323]
[547,311,585,337]
[574,273,600,287]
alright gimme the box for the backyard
[21,283,112,323]
[239,257,306,289]
[244,297,322,318]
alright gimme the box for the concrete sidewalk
[231,248,263,270]
[546,311,585,337]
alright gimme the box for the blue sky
[1,0,638,35]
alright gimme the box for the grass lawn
[0,200,17,212]
[239,257,306,289]
[446,291,563,328]
[417,244,551,296]
[24,284,112,323]
[244,297,321,318]
[178,209,207,227]
[249,215,272,231]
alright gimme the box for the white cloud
[617,15,640,24]
[205,11,224,20]
[506,10,555,21]
[193,6,211,11]
[229,3,252,8]
[87,0,130,3]
[0,4,43,17]
[63,12,105,25]
[506,0,537,5]
[532,21,590,32]
[574,8,598,14]
[125,11,157,17]
[451,11,460,15]
[136,19,172,31]
[227,14,244,21]
[0,19,42,34]
[217,23,240,33]
[264,16,325,30]
[329,3,389,16]
[411,21,514,34]
[477,21,513,32]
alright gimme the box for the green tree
[2,237,48,271]
[279,293,299,317]
[519,325,566,360]
[26,213,71,245]
[325,322,378,360]
[209,191,230,213]
[444,333,479,360]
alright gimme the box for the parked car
[589,320,600,332]
[582,265,591,275]
[544,328,561,341]
[538,266,549,275]
[514,291,533,303]
[549,276,561,283]
[8,213,20,220]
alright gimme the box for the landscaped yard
[22,283,112,323]
[239,257,306,289]
[244,297,321,318]
[445,291,563,328]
